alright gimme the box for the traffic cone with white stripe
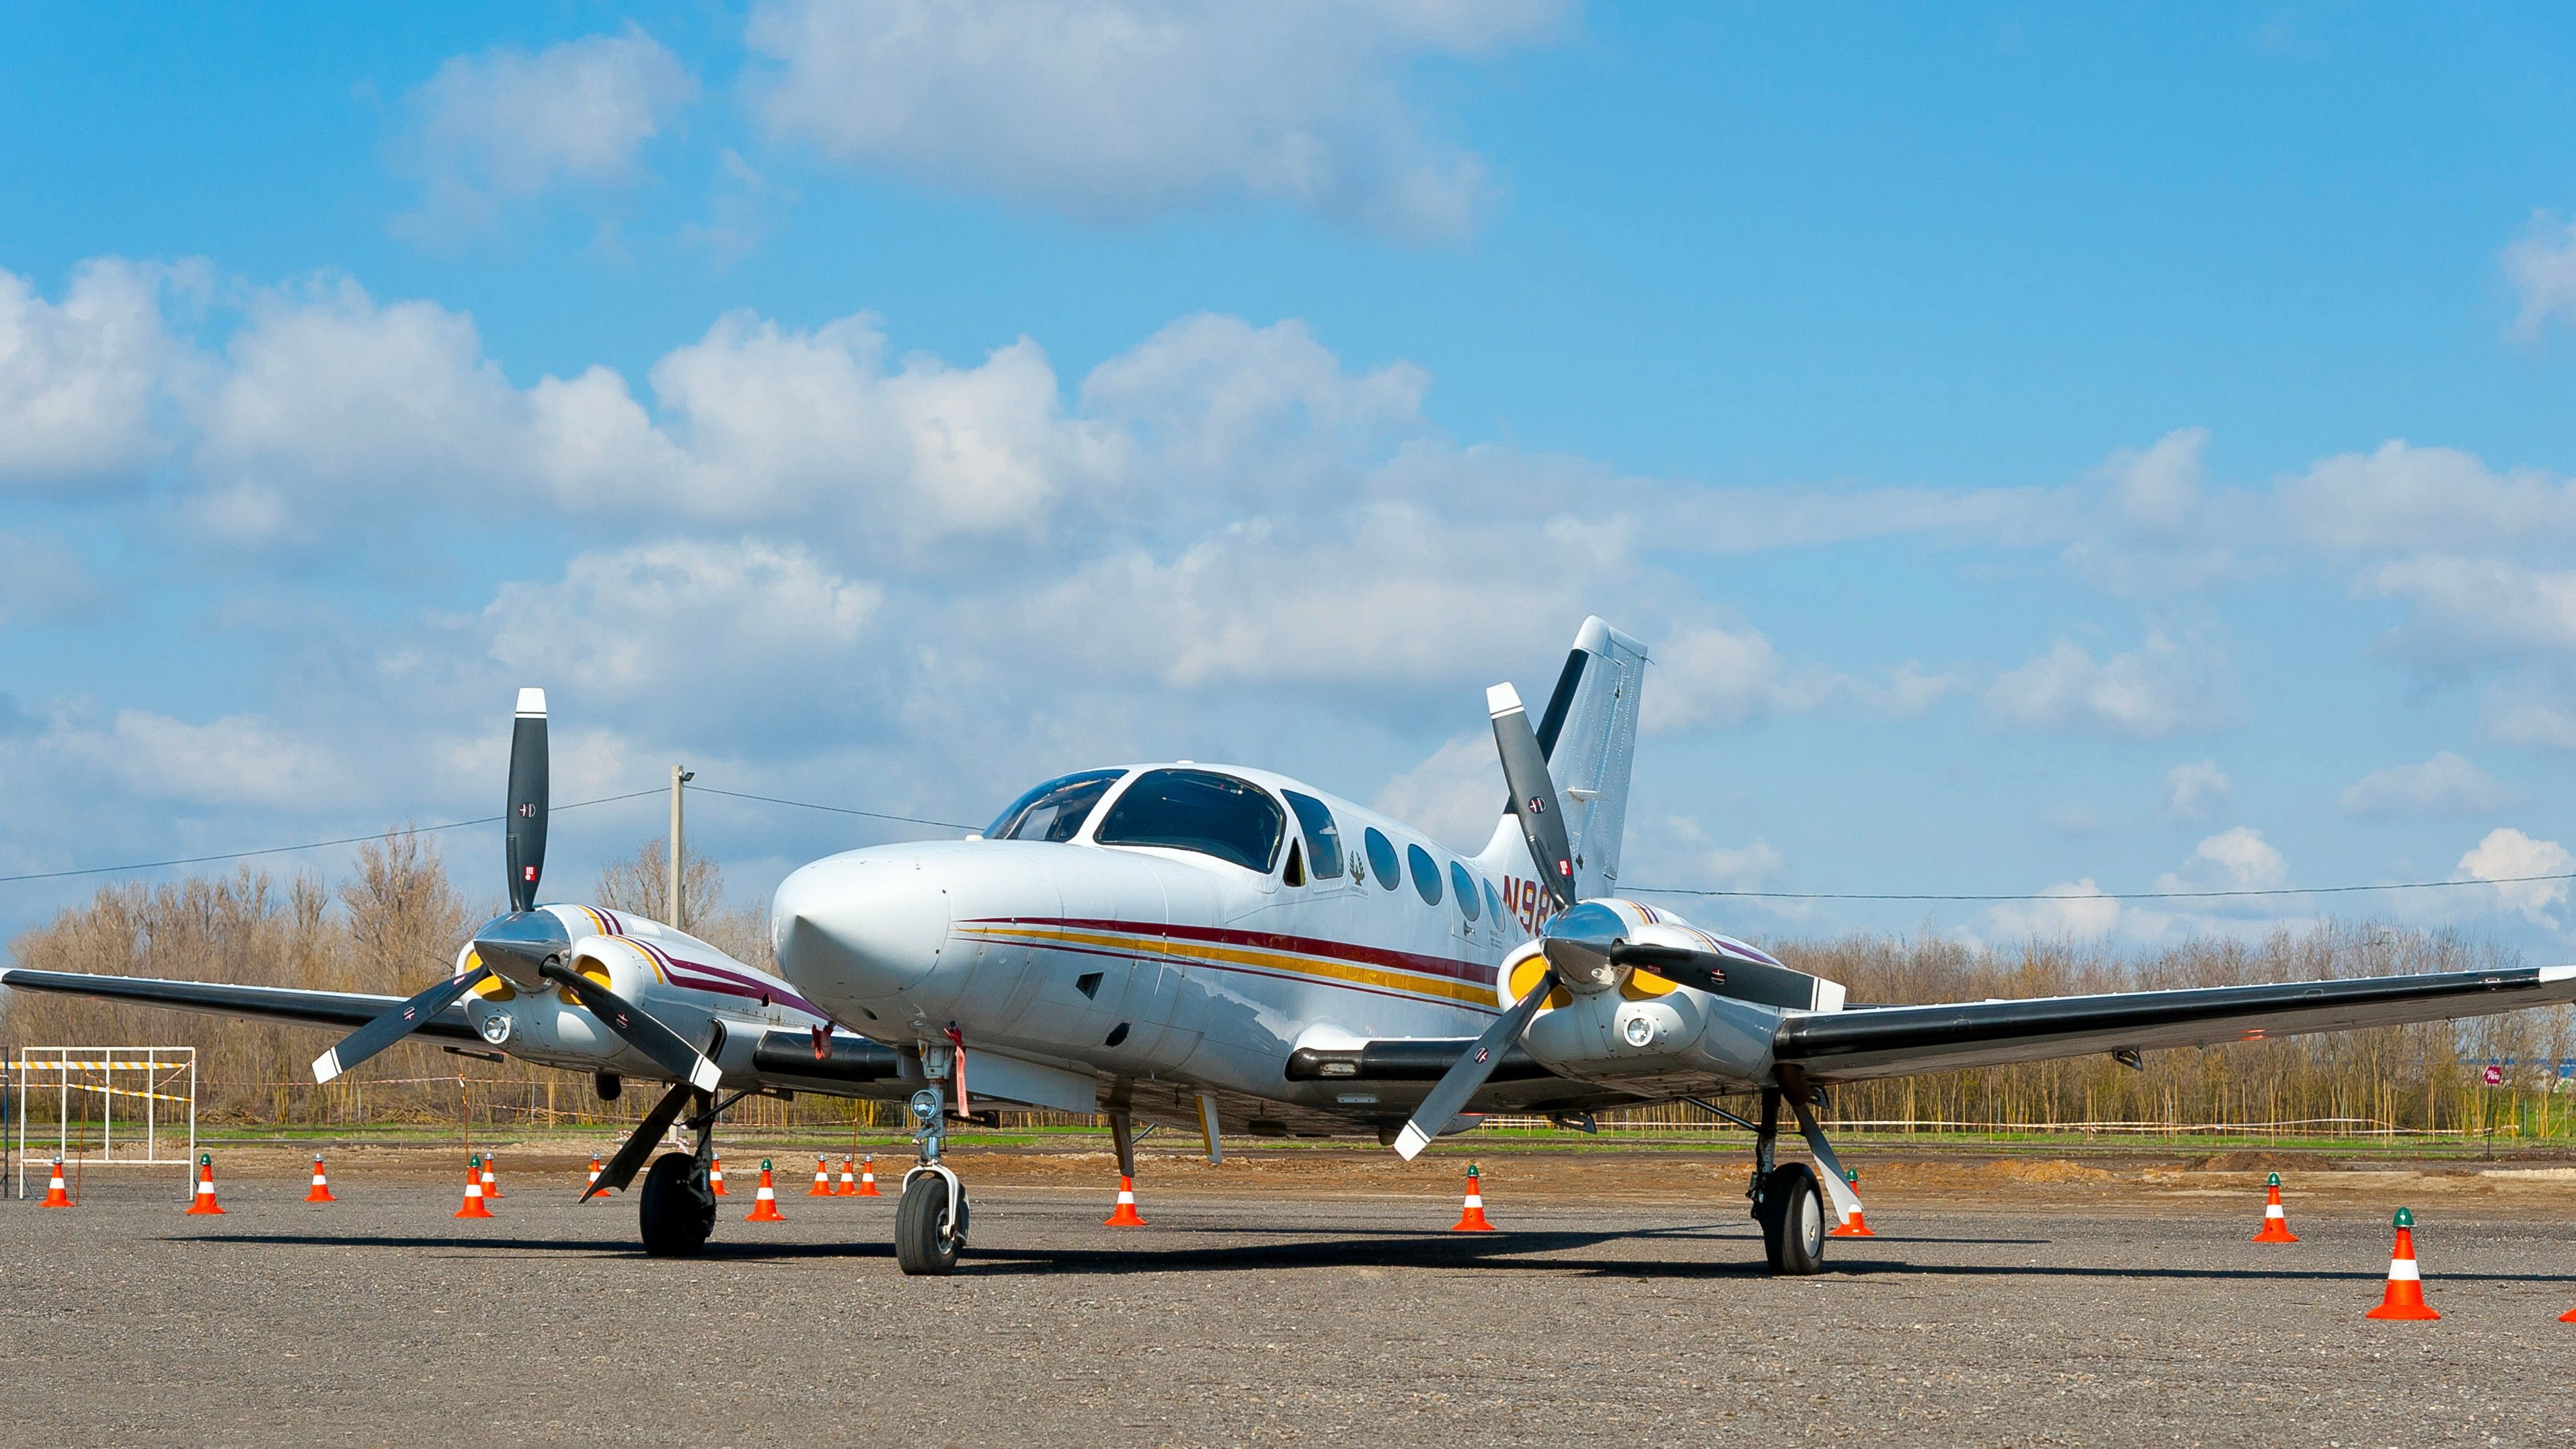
[836,1155,859,1196]
[585,1157,608,1198]
[185,1153,225,1215]
[2364,1207,2437,1320]
[745,1160,787,1221]
[2251,1172,2298,1243]
[481,1152,502,1200]
[808,1154,834,1196]
[1450,1164,1494,1232]
[1828,1165,1874,1237]
[709,1155,728,1196]
[1104,1175,1147,1226]
[39,1158,71,1208]
[454,1154,493,1219]
[305,1154,336,1203]
[857,1154,881,1196]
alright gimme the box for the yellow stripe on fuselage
[955,923,1495,1007]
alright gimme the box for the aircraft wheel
[639,1151,715,1258]
[1757,1163,1827,1276]
[896,1175,965,1276]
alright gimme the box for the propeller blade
[1489,683,1577,912]
[1606,941,1728,995]
[1391,966,1560,1160]
[311,966,492,1084]
[538,962,724,1093]
[584,1080,697,1200]
[505,688,549,912]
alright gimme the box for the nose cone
[773,853,953,1005]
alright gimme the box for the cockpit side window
[1282,791,1344,881]
[1093,769,1286,872]
[985,769,1125,843]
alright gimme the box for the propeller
[1391,683,1577,1159]
[584,1080,699,1200]
[505,687,549,912]
[539,962,726,1094]
[309,688,551,1085]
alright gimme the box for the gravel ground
[8,1155,2576,1447]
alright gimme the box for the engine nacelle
[461,934,688,1076]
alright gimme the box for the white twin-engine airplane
[12,619,2576,1277]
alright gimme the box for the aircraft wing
[0,967,483,1043]
[1773,962,2576,1082]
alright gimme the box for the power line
[1627,871,2576,904]
[0,789,663,886]
[687,785,974,833]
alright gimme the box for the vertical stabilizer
[1475,617,1649,901]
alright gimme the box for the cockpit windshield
[984,769,1125,843]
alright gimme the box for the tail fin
[1475,617,1649,900]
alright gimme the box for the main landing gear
[639,1087,737,1258]
[896,1083,970,1276]
[1745,1076,1865,1276]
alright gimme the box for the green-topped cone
[2394,1206,2415,1228]
[2267,1171,2280,1187]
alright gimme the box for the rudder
[1479,616,1648,902]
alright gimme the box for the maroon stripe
[1035,939,1499,1016]
[967,916,1499,988]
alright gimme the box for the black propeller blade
[310,964,493,1084]
[1606,941,1728,994]
[1390,683,1585,1159]
[584,1081,697,1200]
[539,962,725,1094]
[505,688,549,912]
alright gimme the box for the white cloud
[2158,826,2289,894]
[2358,556,2576,659]
[44,708,360,810]
[1984,629,2234,737]
[2058,428,2245,596]
[2459,826,2575,929]
[2161,760,2230,821]
[744,0,1569,241]
[2285,441,2576,557]
[1982,879,2119,941]
[2505,211,2576,340]
[1644,626,1963,734]
[0,259,196,486]
[1369,732,1502,854]
[2339,752,2520,817]
[395,26,700,238]
[483,539,884,703]
[2487,693,2576,750]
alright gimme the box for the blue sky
[3,1,2575,957]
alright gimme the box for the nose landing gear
[896,1084,969,1276]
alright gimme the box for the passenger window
[1284,840,1306,888]
[1483,879,1504,931]
[1284,791,1345,880]
[1407,844,1442,907]
[1450,862,1479,922]
[1093,769,1286,872]
[986,769,1125,843]
[1364,828,1400,890]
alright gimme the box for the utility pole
[668,765,695,928]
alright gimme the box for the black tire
[1758,1163,1828,1276]
[895,1175,963,1276]
[638,1151,715,1259]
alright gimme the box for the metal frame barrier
[9,1048,196,1201]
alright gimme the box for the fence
[9,1048,196,1200]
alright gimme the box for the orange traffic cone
[2251,1172,2298,1243]
[709,1155,728,1196]
[1104,1175,1147,1226]
[585,1157,608,1198]
[1828,1166,1873,1237]
[2560,1302,2576,1324]
[454,1154,493,1219]
[836,1155,859,1196]
[808,1154,834,1196]
[1450,1164,1495,1232]
[2364,1208,2437,1320]
[305,1154,336,1203]
[39,1158,71,1208]
[481,1153,502,1200]
[857,1154,881,1197]
[185,1154,225,1215]
[746,1160,787,1221]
